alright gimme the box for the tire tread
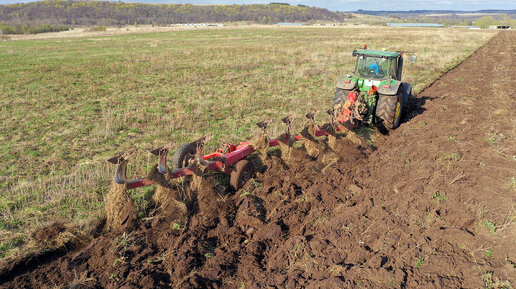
[171,142,197,169]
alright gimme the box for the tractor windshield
[355,55,397,80]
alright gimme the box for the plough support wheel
[172,142,197,169]
[230,160,255,190]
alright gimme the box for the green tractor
[333,46,416,132]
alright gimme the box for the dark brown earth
[1,31,515,289]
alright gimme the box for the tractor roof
[356,49,400,58]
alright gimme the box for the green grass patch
[432,192,447,202]
[416,257,425,268]
[240,190,251,197]
[0,235,25,258]
[482,221,497,234]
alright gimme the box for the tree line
[0,0,353,34]
[0,22,70,34]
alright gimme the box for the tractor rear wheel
[375,90,403,132]
[230,160,255,190]
[172,142,197,169]
[333,88,349,106]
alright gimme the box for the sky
[0,0,514,11]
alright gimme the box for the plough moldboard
[107,109,355,191]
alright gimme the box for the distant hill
[0,0,353,27]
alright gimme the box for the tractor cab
[353,49,402,81]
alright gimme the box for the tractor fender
[401,82,412,109]
[377,80,401,96]
[336,76,356,90]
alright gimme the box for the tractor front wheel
[375,90,403,132]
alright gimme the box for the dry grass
[0,26,497,259]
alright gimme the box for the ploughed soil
[1,31,515,288]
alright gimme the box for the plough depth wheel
[230,160,255,190]
[172,142,197,169]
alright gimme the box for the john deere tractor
[333,46,416,132]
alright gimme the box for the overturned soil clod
[104,181,137,233]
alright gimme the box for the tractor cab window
[355,55,397,80]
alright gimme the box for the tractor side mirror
[352,49,357,57]
[410,55,417,63]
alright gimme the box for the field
[2,26,515,287]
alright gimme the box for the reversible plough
[108,110,351,191]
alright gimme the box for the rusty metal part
[194,136,211,167]
[305,110,319,128]
[281,115,295,139]
[150,142,174,174]
[107,147,137,165]
[107,148,138,184]
[256,119,271,136]
[327,108,339,131]
[254,120,272,156]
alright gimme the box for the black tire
[230,160,255,190]
[375,89,403,132]
[333,88,349,106]
[402,84,412,114]
[172,142,197,169]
